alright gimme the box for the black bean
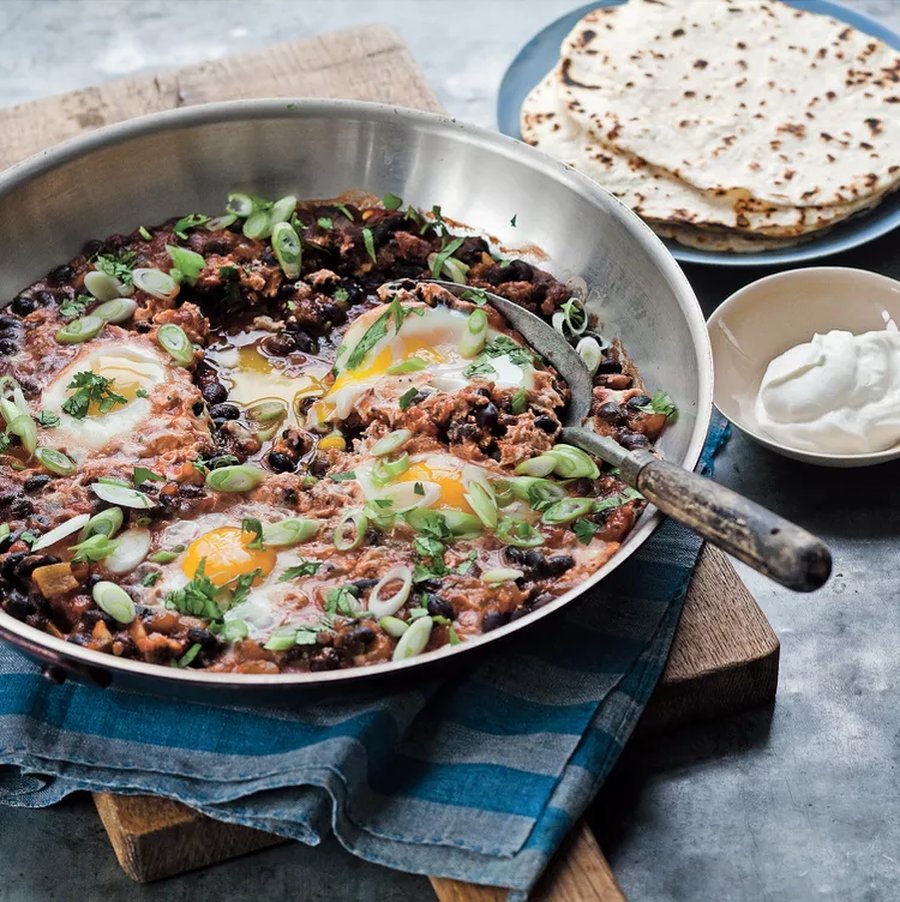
[505,547,543,569]
[34,290,56,308]
[135,321,151,334]
[187,627,220,655]
[0,338,18,356]
[371,214,406,245]
[201,382,228,405]
[288,330,318,354]
[474,387,492,399]
[494,260,533,284]
[0,314,20,330]
[0,492,33,519]
[425,594,453,620]
[268,451,296,473]
[47,264,74,286]
[81,239,104,258]
[212,418,226,428]
[596,359,622,375]
[261,333,297,356]
[475,402,499,432]
[81,608,116,630]
[596,401,625,425]
[482,610,510,632]
[23,475,50,493]
[10,295,36,316]
[543,554,575,577]
[17,554,61,582]
[208,403,240,421]
[533,414,558,433]
[626,395,652,410]
[308,647,342,671]
[363,527,383,546]
[416,578,443,594]
[350,578,379,592]
[342,624,375,652]
[191,401,205,417]
[309,454,330,477]
[4,588,33,621]
[0,529,19,553]
[455,236,490,265]
[619,432,651,450]
[318,300,347,326]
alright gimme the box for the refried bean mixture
[0,192,675,674]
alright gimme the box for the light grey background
[1,1,899,900]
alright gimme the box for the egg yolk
[396,461,473,513]
[83,353,159,415]
[182,527,277,587]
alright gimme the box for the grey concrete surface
[0,1,899,900]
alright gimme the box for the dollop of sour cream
[754,329,900,454]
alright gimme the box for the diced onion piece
[546,444,600,479]
[79,507,124,540]
[514,454,557,478]
[93,297,138,324]
[30,513,91,552]
[92,581,136,624]
[90,483,155,509]
[576,336,603,376]
[367,566,413,618]
[379,616,409,638]
[459,309,488,359]
[392,614,433,661]
[482,567,524,584]
[56,315,104,345]
[370,429,412,458]
[156,323,194,366]
[205,465,265,493]
[541,497,595,525]
[84,270,131,301]
[271,221,302,279]
[132,268,179,300]
[104,527,152,574]
[464,481,498,529]
[334,509,368,551]
[263,517,319,547]
[34,447,76,476]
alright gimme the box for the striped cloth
[0,419,728,896]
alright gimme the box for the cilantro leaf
[61,372,127,420]
[383,193,403,211]
[362,227,377,264]
[572,519,600,545]
[430,237,465,279]
[228,569,262,606]
[636,391,677,420]
[241,517,265,550]
[95,250,136,286]
[165,559,222,619]
[133,466,164,486]
[324,584,360,617]
[141,571,161,587]
[317,216,333,230]
[399,387,419,411]
[173,213,211,239]
[511,388,527,415]
[59,294,92,320]
[37,410,60,428]
[278,560,323,582]
[460,288,488,307]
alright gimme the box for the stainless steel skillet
[0,98,739,699]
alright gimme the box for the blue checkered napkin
[0,418,729,897]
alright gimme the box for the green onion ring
[205,465,265,493]
[263,517,319,547]
[226,193,257,217]
[576,336,603,376]
[367,566,413,618]
[79,507,124,541]
[514,454,558,478]
[132,268,179,300]
[55,315,104,345]
[243,209,273,240]
[30,513,91,552]
[392,614,433,661]
[334,509,368,552]
[7,414,37,456]
[441,256,470,285]
[264,626,299,651]
[34,447,75,476]
[371,452,410,487]
[379,616,409,638]
[386,358,427,375]
[203,213,238,231]
[546,444,600,479]
[442,510,484,537]
[459,308,488,359]
[482,567,524,584]
[270,195,298,224]
[370,429,413,458]
[464,481,498,530]
[93,297,138,324]
[92,581,136,624]
[90,483,154,509]
[84,270,131,301]
[271,221,302,279]
[541,497,596,525]
[496,518,544,548]
[156,323,195,366]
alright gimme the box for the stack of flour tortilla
[521,0,900,252]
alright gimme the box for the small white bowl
[707,266,900,468]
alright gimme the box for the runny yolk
[396,461,473,514]
[182,527,277,587]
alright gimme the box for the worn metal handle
[561,427,831,592]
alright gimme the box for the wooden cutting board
[0,23,779,901]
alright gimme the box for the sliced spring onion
[429,237,465,279]
[92,581,136,624]
[104,527,152,574]
[243,209,273,240]
[55,315,104,345]
[459,308,488,359]
[165,245,205,285]
[482,567,524,584]
[29,513,91,552]
[496,518,544,548]
[148,545,185,564]
[7,415,37,456]
[263,518,319,547]
[381,480,440,512]
[514,454,557,478]
[271,221,302,279]
[464,481,498,530]
[367,566,413,618]
[507,476,567,508]
[270,195,297,224]
[34,447,75,476]
[541,497,596,525]
[379,615,409,638]
[371,429,412,458]
[392,614,433,661]
[247,399,287,441]
[226,192,257,217]
[93,297,138,324]
[442,510,483,537]
[551,296,587,338]
[222,619,249,642]
[132,268,179,300]
[441,256,470,285]
[96,476,131,487]
[90,483,155,509]
[205,464,265,493]
[546,444,600,479]
[371,452,410,487]
[79,506,124,541]
[386,357,427,375]
[364,500,396,531]
[576,336,603,376]
[264,626,299,651]
[511,387,527,415]
[204,213,238,231]
[156,323,194,366]
[489,478,516,508]
[334,509,368,551]
[84,270,131,301]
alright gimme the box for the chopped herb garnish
[136,387,150,400]
[37,410,60,428]
[448,626,461,645]
[423,204,449,238]
[511,388,527,415]
[454,550,478,575]
[59,294,92,320]
[399,387,419,411]
[278,560,323,582]
[324,584,360,617]
[383,193,403,211]
[462,359,497,379]
[61,372,127,420]
[430,237,465,279]
[593,490,643,514]
[330,470,357,482]
[572,519,600,545]
[165,558,221,620]
[413,481,425,496]
[296,628,320,645]
[132,466,164,486]
[334,287,349,303]
[510,214,517,228]
[141,571,161,587]
[460,288,488,306]
[362,227,377,264]
[345,307,390,370]
[95,250,136,286]
[636,391,678,420]
[138,226,153,241]
[482,335,536,368]
[173,213,211,239]
[228,569,261,606]
[19,531,37,547]
[173,643,202,668]
[69,533,119,563]
[241,517,265,550]
[317,216,333,230]
[336,203,354,221]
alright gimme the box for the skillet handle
[624,451,831,591]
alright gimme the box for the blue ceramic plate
[497,0,900,266]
